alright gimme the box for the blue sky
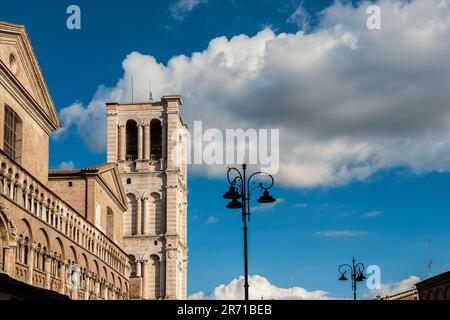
[2,0,450,299]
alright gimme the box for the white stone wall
[106,97,188,300]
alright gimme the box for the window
[106,207,114,238]
[68,181,73,187]
[3,105,22,162]
[126,178,131,184]
[126,120,138,160]
[150,119,162,160]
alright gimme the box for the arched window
[23,237,29,265]
[126,120,138,161]
[42,246,47,271]
[3,105,22,162]
[129,255,137,277]
[106,207,114,238]
[126,178,131,184]
[150,119,162,160]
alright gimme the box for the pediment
[97,163,128,211]
[0,21,61,131]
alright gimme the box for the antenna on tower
[427,240,433,278]
[148,77,153,102]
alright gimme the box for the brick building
[0,21,130,299]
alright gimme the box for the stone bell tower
[106,96,188,300]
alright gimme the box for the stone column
[142,196,148,235]
[2,177,7,195]
[44,255,51,289]
[136,260,142,277]
[27,244,35,285]
[36,201,41,219]
[95,279,100,298]
[3,243,15,275]
[30,196,35,214]
[24,191,28,210]
[137,124,143,160]
[144,124,150,160]
[118,125,126,161]
[40,203,46,222]
[71,265,80,300]
[9,178,14,199]
[141,260,148,299]
[136,198,142,235]
[60,262,67,295]
[14,183,20,202]
[85,275,91,300]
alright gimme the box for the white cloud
[55,0,450,187]
[189,275,330,300]
[206,216,219,224]
[293,203,307,208]
[251,198,284,212]
[367,275,420,299]
[287,2,311,31]
[54,161,75,170]
[362,210,383,218]
[170,0,207,20]
[315,230,368,237]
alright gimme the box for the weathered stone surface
[106,98,188,300]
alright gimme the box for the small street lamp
[223,164,276,300]
[338,257,367,300]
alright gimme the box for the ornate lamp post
[223,164,276,300]
[338,257,367,300]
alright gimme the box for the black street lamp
[223,164,276,300]
[338,257,367,300]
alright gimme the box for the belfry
[106,97,188,299]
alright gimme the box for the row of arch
[0,157,129,275]
[0,154,130,299]
[129,254,165,299]
[1,213,129,300]
[120,119,162,161]
[124,192,164,236]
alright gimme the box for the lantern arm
[354,263,365,274]
[227,167,243,188]
[338,264,353,275]
[247,171,274,195]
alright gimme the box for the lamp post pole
[242,164,249,300]
[338,257,367,300]
[223,164,276,301]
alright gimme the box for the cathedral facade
[106,98,188,300]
